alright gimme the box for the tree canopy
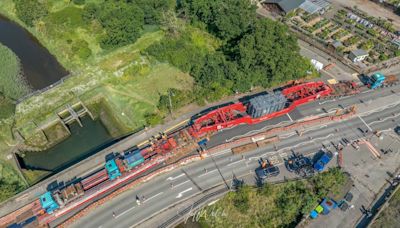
[13,0,48,27]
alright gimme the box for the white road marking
[369,113,400,125]
[319,99,336,105]
[143,192,164,203]
[115,206,136,218]
[362,90,373,94]
[197,169,217,177]
[166,173,185,181]
[227,160,243,167]
[358,115,373,132]
[172,180,190,189]
[339,95,351,100]
[286,113,294,122]
[213,149,232,156]
[176,188,193,198]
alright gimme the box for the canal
[0,15,68,90]
[19,116,115,172]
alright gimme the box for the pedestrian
[170,183,174,189]
[350,205,355,209]
[112,212,116,218]
[204,168,208,173]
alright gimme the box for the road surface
[68,86,400,228]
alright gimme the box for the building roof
[300,0,331,14]
[263,0,306,13]
[350,49,368,57]
[332,40,343,48]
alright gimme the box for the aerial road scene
[1,0,400,228]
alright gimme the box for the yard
[287,4,400,65]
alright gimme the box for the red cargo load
[81,169,108,191]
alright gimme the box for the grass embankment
[199,168,348,227]
[0,0,201,193]
[372,187,400,228]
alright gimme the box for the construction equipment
[363,73,399,89]
[34,79,364,217]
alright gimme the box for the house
[348,49,368,62]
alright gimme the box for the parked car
[255,165,280,179]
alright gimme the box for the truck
[255,160,280,179]
[364,73,399,89]
[313,151,333,172]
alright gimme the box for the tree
[229,19,311,87]
[179,0,256,41]
[13,0,48,27]
[83,1,145,49]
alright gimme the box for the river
[0,15,68,90]
[19,116,114,172]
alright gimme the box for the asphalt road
[69,85,400,228]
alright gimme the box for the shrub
[13,0,48,27]
[73,0,85,5]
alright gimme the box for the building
[262,0,306,14]
[262,0,331,14]
[300,0,331,14]
[348,49,368,62]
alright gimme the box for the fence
[16,73,75,104]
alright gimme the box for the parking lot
[306,132,400,228]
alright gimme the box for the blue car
[314,152,333,172]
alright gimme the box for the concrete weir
[57,101,94,132]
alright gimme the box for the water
[0,15,68,90]
[20,116,114,172]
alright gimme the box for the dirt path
[331,0,400,30]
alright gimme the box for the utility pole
[168,88,173,115]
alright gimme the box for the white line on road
[286,113,294,122]
[358,115,373,132]
[166,173,185,181]
[116,206,136,218]
[212,149,232,156]
[318,99,336,105]
[362,90,373,94]
[143,192,164,203]
[339,95,351,100]
[197,169,217,177]
[172,180,190,189]
[369,113,400,126]
[227,160,243,167]
[176,187,193,198]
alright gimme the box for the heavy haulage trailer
[8,74,396,227]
